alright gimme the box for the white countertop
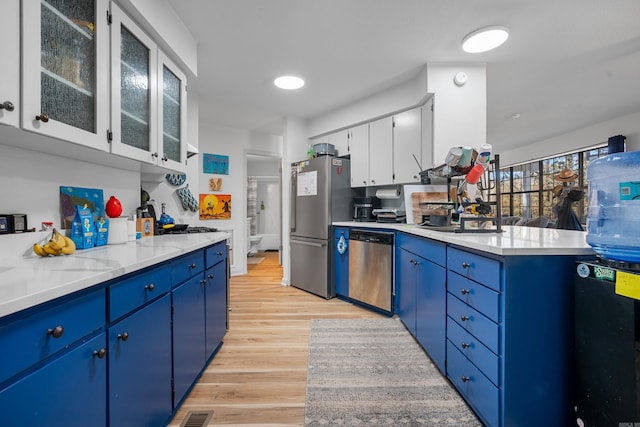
[0,232,230,318]
[334,222,595,257]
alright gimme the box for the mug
[445,147,463,166]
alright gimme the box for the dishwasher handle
[349,230,394,245]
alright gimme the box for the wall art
[199,193,232,220]
[59,186,105,229]
[209,177,223,191]
[203,153,229,175]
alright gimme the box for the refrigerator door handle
[290,173,296,232]
[290,238,326,248]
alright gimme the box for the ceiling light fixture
[462,26,509,53]
[274,75,305,90]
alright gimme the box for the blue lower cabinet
[415,257,446,373]
[0,333,107,427]
[333,227,349,297]
[205,261,227,359]
[172,275,206,406]
[108,294,172,427]
[395,246,417,336]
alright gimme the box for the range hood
[187,143,198,159]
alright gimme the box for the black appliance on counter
[159,226,218,235]
[0,214,27,234]
[352,196,379,222]
[575,258,640,426]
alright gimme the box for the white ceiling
[167,0,640,154]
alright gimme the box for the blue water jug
[586,150,640,263]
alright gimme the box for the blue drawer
[447,293,499,353]
[447,317,499,385]
[447,247,501,292]
[171,250,204,286]
[447,340,499,427]
[205,241,227,269]
[0,289,105,385]
[396,232,446,267]
[108,264,172,322]
[448,272,500,322]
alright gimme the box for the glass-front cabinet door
[21,0,109,151]
[158,51,187,172]
[0,0,20,128]
[109,3,158,164]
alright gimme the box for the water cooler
[574,260,640,426]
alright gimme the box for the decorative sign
[209,177,223,191]
[199,194,231,220]
[203,153,229,175]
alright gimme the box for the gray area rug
[304,318,482,426]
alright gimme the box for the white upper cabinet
[157,50,188,172]
[368,116,394,186]
[109,3,158,165]
[349,124,370,187]
[393,107,423,184]
[327,129,349,157]
[0,0,20,128]
[421,98,434,171]
[22,0,110,151]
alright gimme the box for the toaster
[0,214,28,234]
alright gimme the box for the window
[498,146,609,223]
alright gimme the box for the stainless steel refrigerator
[290,156,352,298]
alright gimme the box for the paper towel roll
[376,188,401,199]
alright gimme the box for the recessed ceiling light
[511,113,521,119]
[462,26,509,53]
[274,75,305,90]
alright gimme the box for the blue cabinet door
[0,333,107,427]
[333,227,349,297]
[172,275,206,407]
[205,261,227,359]
[415,258,446,374]
[108,294,172,427]
[395,247,417,336]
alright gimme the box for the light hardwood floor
[167,251,384,426]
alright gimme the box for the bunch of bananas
[33,229,76,257]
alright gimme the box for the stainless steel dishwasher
[348,229,394,312]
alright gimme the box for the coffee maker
[353,196,379,222]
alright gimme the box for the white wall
[0,144,139,231]
[191,122,282,275]
[500,111,640,167]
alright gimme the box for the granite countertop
[0,232,230,318]
[333,222,595,257]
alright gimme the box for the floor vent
[180,411,213,427]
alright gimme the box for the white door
[0,0,20,128]
[393,107,423,184]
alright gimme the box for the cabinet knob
[151,152,159,158]
[117,332,129,341]
[46,325,64,339]
[161,155,168,162]
[460,288,470,295]
[461,342,470,349]
[35,113,49,123]
[208,274,214,279]
[461,262,470,269]
[461,375,470,382]
[460,315,470,322]
[0,101,15,111]
[371,180,376,184]
[93,348,107,359]
[362,180,367,185]
[200,279,207,286]
[144,283,155,291]
[189,263,196,269]
[217,251,223,256]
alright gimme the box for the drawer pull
[461,375,470,382]
[200,279,207,286]
[46,325,64,339]
[460,315,470,322]
[208,274,214,279]
[189,263,197,269]
[461,262,470,269]
[461,342,470,349]
[117,332,129,341]
[460,288,470,295]
[217,251,223,256]
[144,283,155,291]
[93,348,107,359]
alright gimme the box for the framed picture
[199,194,231,220]
[203,153,229,175]
[209,177,223,191]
